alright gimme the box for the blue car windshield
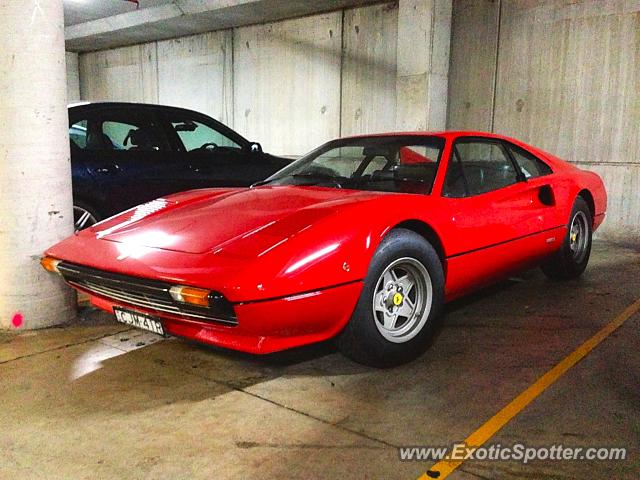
[261,136,445,194]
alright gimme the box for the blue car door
[84,107,193,215]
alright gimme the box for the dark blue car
[69,102,290,230]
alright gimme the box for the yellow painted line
[419,297,640,480]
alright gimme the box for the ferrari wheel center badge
[393,292,404,306]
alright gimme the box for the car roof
[339,130,520,142]
[67,102,250,146]
[68,101,203,115]
[334,130,562,166]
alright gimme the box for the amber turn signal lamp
[40,257,62,274]
[169,285,211,307]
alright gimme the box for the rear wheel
[541,196,592,280]
[337,229,444,368]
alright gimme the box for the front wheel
[541,196,592,280]
[73,203,100,232]
[337,229,444,368]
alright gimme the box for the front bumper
[83,280,363,354]
[45,229,364,353]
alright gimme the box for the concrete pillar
[0,0,75,330]
[396,0,452,131]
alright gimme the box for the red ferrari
[42,132,606,367]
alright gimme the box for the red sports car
[42,132,606,367]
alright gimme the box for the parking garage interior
[0,1,638,479]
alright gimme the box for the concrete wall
[79,43,158,104]
[341,3,399,136]
[65,52,81,103]
[233,13,343,156]
[446,0,499,131]
[448,0,640,243]
[76,1,450,157]
[396,0,452,131]
[157,31,234,124]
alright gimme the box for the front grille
[57,262,237,325]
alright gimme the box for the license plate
[114,307,165,336]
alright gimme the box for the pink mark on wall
[11,312,23,328]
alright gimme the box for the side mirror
[174,121,198,132]
[249,142,263,153]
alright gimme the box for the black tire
[541,196,592,280]
[337,228,444,368]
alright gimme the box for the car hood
[87,186,387,254]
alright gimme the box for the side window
[69,120,88,149]
[360,156,388,176]
[102,121,139,150]
[101,119,168,151]
[507,144,552,179]
[310,146,368,177]
[171,119,240,152]
[444,141,519,197]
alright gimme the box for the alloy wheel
[73,206,98,232]
[372,257,433,343]
[569,211,589,263]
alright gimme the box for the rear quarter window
[507,144,552,178]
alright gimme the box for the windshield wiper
[290,172,347,186]
[250,178,274,187]
[291,172,337,179]
[252,173,338,188]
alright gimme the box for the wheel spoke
[383,313,397,330]
[373,290,387,313]
[76,211,91,229]
[374,303,387,314]
[396,301,414,319]
[382,270,394,287]
[396,274,415,295]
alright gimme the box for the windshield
[260,136,445,194]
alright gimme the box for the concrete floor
[1,241,638,479]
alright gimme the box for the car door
[503,141,563,228]
[85,107,191,214]
[441,137,561,294]
[160,110,276,187]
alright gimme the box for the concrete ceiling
[64,0,174,26]
[64,0,385,52]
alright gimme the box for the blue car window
[69,120,88,149]
[171,121,240,152]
